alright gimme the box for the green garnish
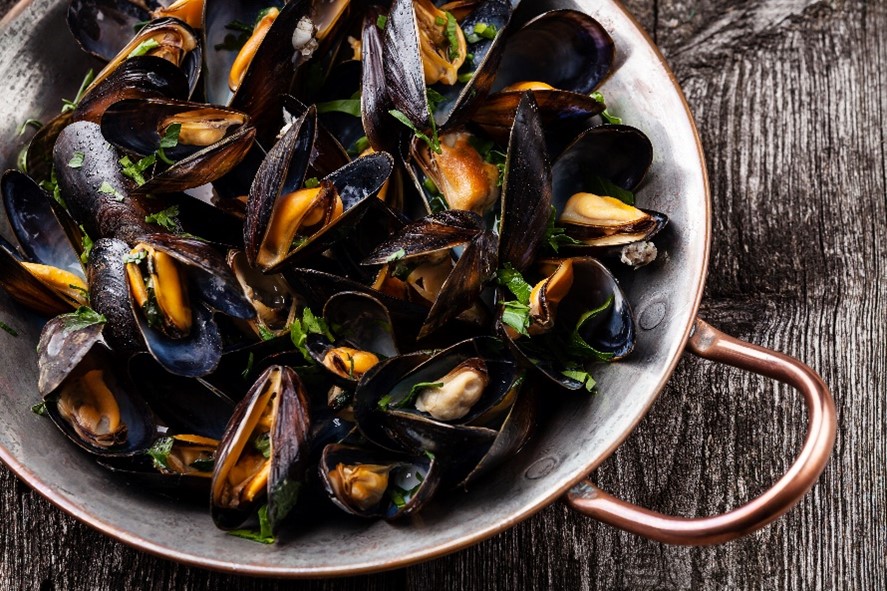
[67,152,85,169]
[316,98,362,117]
[60,69,95,114]
[561,369,597,392]
[444,12,460,61]
[98,181,124,202]
[426,87,447,111]
[62,307,107,330]
[79,228,94,265]
[501,300,531,336]
[253,432,271,458]
[586,175,636,205]
[435,15,446,26]
[376,14,388,29]
[215,19,252,51]
[18,118,42,136]
[466,22,498,43]
[228,505,276,544]
[496,264,532,304]
[289,307,334,362]
[389,109,441,154]
[567,296,616,361]
[385,248,406,263]
[241,352,255,379]
[31,401,47,415]
[457,71,474,83]
[544,206,581,252]
[128,38,160,58]
[189,457,214,472]
[147,437,174,470]
[39,167,65,209]
[0,320,19,337]
[144,205,180,231]
[347,135,371,157]
[258,324,275,341]
[122,250,147,265]
[590,91,623,125]
[156,123,182,165]
[119,154,156,186]
[379,381,444,410]
[304,177,320,189]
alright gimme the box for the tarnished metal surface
[0,0,710,576]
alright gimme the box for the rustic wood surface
[1,0,883,589]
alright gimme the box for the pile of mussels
[0,0,667,537]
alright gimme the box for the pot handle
[563,317,836,545]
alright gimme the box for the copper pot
[0,0,835,576]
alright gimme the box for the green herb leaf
[241,352,255,379]
[18,118,43,136]
[147,437,174,470]
[39,167,66,209]
[347,135,371,157]
[119,154,156,186]
[156,123,181,165]
[289,307,333,362]
[304,177,320,189]
[544,206,581,252]
[144,205,180,231]
[128,38,161,58]
[561,369,597,392]
[257,324,275,341]
[590,91,623,125]
[445,12,460,61]
[380,381,444,410]
[435,15,446,26]
[98,181,124,202]
[376,14,388,29]
[426,87,447,112]
[501,300,531,337]
[189,457,214,472]
[388,109,441,154]
[31,401,47,415]
[316,98,362,117]
[0,320,19,337]
[385,248,406,263]
[567,296,617,361]
[79,226,94,265]
[60,307,107,331]
[586,175,635,205]
[496,264,532,305]
[228,505,276,544]
[457,71,474,83]
[466,22,498,43]
[67,152,85,169]
[60,69,95,114]
[389,486,408,509]
[122,250,147,265]
[253,431,271,458]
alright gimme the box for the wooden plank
[0,0,884,589]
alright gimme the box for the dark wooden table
[1,0,882,589]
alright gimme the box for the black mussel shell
[281,95,351,177]
[382,0,429,129]
[211,365,311,531]
[36,308,107,396]
[491,9,613,95]
[319,443,441,520]
[87,238,145,357]
[2,170,84,280]
[135,301,223,378]
[0,235,77,316]
[129,354,235,440]
[43,344,156,457]
[67,0,159,62]
[53,121,154,244]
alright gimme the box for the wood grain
[1,0,884,589]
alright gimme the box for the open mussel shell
[314,60,365,153]
[246,104,394,273]
[228,250,299,339]
[101,98,256,193]
[354,338,518,468]
[211,365,311,531]
[2,172,84,279]
[36,307,106,396]
[0,235,79,316]
[319,444,441,520]
[306,291,399,389]
[491,9,613,96]
[135,300,223,378]
[129,354,235,440]
[66,0,160,61]
[43,343,156,457]
[88,17,203,99]
[281,95,351,178]
[499,257,635,390]
[75,56,192,125]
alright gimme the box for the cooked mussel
[211,365,311,531]
[320,443,441,519]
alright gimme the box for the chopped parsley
[388,109,441,154]
[144,205,180,231]
[385,248,406,263]
[253,432,271,458]
[379,381,444,410]
[79,228,93,264]
[544,206,581,252]
[567,296,616,361]
[31,401,47,415]
[60,69,95,114]
[18,118,42,136]
[590,91,623,125]
[316,98,362,117]
[156,123,182,165]
[257,324,275,341]
[289,307,334,362]
[426,87,447,112]
[190,457,214,472]
[119,154,156,186]
[67,151,85,169]
[586,175,635,205]
[303,177,320,189]
[347,135,371,157]
[501,300,531,336]
[496,264,532,304]
[457,71,474,83]
[62,306,107,330]
[228,505,276,544]
[561,368,597,392]
[39,167,65,209]
[147,437,174,470]
[466,22,498,43]
[444,12,460,61]
[128,38,160,58]
[98,181,125,202]
[122,250,147,265]
[0,320,18,337]
[376,14,388,29]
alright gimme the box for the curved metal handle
[564,317,837,545]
